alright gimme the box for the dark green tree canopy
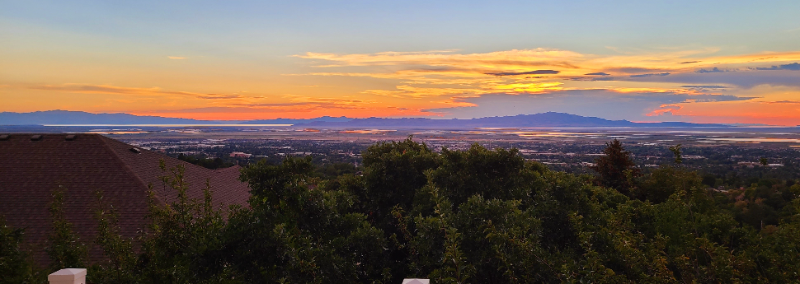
[3,139,800,283]
[591,139,640,197]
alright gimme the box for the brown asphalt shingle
[0,134,251,265]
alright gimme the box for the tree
[42,139,800,283]
[669,144,683,164]
[426,144,533,206]
[90,190,138,283]
[591,139,640,197]
[137,162,232,283]
[45,187,88,271]
[360,136,440,220]
[229,156,387,283]
[639,165,702,204]
[357,136,441,281]
[0,216,44,284]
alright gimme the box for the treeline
[2,138,800,283]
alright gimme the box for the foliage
[0,216,44,284]
[591,139,640,197]
[638,165,702,204]
[89,190,138,283]
[45,186,88,271]
[135,162,233,283]
[10,138,800,283]
[669,144,683,164]
[228,156,388,283]
[314,162,358,179]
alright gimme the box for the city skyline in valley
[3,1,800,125]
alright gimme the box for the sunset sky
[2,1,800,125]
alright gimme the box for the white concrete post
[48,268,86,284]
[402,279,430,284]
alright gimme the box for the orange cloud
[610,87,708,95]
[644,99,800,125]
[292,48,800,102]
[7,46,800,123]
[29,84,243,100]
[294,49,585,69]
[646,104,683,116]
[287,47,800,124]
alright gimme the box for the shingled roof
[0,133,251,264]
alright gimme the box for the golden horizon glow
[3,47,800,125]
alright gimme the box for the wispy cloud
[423,90,758,121]
[647,104,682,116]
[287,48,800,124]
[681,85,729,89]
[486,70,560,76]
[764,100,800,104]
[630,72,670,78]
[293,48,800,101]
[34,48,796,123]
[696,67,730,73]
[756,62,800,71]
[293,49,585,69]
[168,56,186,60]
[29,84,242,100]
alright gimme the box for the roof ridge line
[97,135,167,206]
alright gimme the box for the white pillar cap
[402,279,430,284]
[48,268,87,284]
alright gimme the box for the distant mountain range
[0,110,734,128]
[299,112,732,128]
[241,116,353,124]
[0,110,349,125]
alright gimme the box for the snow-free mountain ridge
[0,110,732,128]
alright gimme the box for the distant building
[230,151,252,158]
[683,155,706,159]
[0,134,251,265]
[736,161,783,168]
[737,161,760,168]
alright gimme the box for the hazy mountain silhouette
[240,116,352,124]
[0,110,204,125]
[0,110,349,125]
[297,112,731,128]
[0,110,730,128]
